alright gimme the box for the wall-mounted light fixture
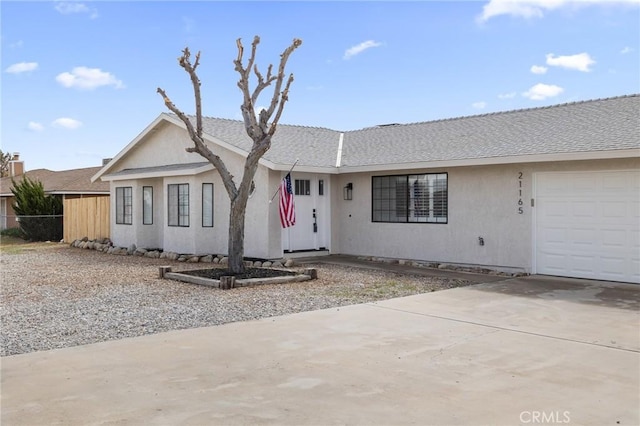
[343,183,353,200]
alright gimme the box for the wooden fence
[63,195,110,242]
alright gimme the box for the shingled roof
[95,94,640,181]
[0,166,110,196]
[192,94,639,170]
[341,94,639,167]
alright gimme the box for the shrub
[0,227,26,239]
[11,176,63,241]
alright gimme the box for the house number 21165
[517,172,524,214]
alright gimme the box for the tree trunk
[227,196,247,274]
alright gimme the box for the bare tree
[157,36,302,274]
[0,150,12,178]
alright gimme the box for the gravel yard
[1,244,472,356]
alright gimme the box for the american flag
[279,173,296,228]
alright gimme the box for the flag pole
[269,158,299,203]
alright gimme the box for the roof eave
[101,164,215,181]
[337,149,640,173]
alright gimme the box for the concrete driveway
[2,275,638,425]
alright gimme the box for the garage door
[535,170,640,283]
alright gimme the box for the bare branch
[268,73,295,136]
[157,86,237,199]
[265,38,302,119]
[176,48,203,138]
[234,38,259,138]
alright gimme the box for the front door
[282,174,329,252]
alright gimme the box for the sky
[2,0,639,171]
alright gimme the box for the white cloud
[54,2,98,18]
[546,53,595,72]
[472,101,487,109]
[10,40,24,49]
[530,65,548,74]
[620,46,633,54]
[5,62,38,74]
[498,92,517,99]
[52,117,82,129]
[522,83,564,100]
[343,40,382,60]
[182,17,196,33]
[477,0,640,23]
[56,67,124,90]
[28,121,44,132]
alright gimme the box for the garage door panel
[601,201,628,219]
[601,228,627,248]
[536,170,639,284]
[569,254,597,274]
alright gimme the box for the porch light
[343,183,353,200]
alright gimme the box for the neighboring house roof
[0,166,110,197]
[94,94,640,180]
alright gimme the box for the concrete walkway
[2,276,638,425]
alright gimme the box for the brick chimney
[9,153,24,177]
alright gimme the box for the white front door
[534,170,640,283]
[282,174,330,252]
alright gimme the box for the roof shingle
[187,94,639,168]
[0,166,109,196]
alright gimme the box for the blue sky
[2,0,639,171]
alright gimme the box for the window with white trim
[202,183,213,227]
[372,173,447,223]
[115,187,132,225]
[168,184,189,227]
[143,186,153,225]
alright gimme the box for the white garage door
[535,170,640,283]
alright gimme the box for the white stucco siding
[333,168,526,269]
[334,158,640,273]
[242,165,277,259]
[159,163,276,258]
[110,179,138,249]
[115,122,205,171]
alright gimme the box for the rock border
[355,256,528,277]
[69,237,295,268]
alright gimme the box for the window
[202,183,213,227]
[168,184,189,227]
[372,173,447,223]
[295,179,311,196]
[115,187,132,225]
[142,186,153,225]
[318,179,324,196]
